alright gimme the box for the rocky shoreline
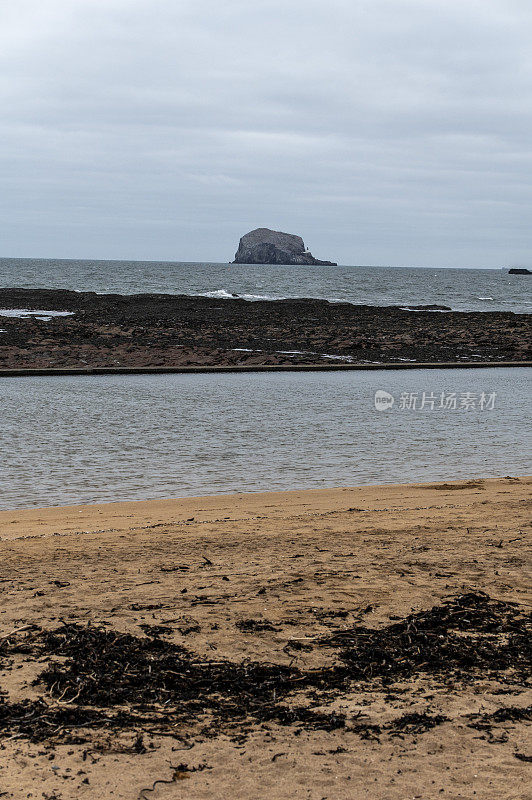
[0,288,529,369]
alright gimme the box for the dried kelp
[319,592,531,684]
[0,593,528,746]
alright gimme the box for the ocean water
[0,368,529,510]
[0,258,530,313]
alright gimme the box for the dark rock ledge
[0,288,529,370]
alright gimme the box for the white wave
[198,289,238,299]
[0,309,74,319]
[231,348,263,352]
[198,288,283,302]
[477,296,494,301]
[240,293,279,301]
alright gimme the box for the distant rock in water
[233,228,337,266]
[402,304,452,311]
[508,268,531,275]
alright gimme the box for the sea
[0,258,531,313]
[0,258,530,510]
[0,368,530,510]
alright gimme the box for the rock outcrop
[508,268,531,275]
[0,288,529,370]
[233,228,337,266]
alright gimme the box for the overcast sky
[1,0,532,266]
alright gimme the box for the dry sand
[0,477,530,799]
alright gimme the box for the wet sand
[0,477,530,799]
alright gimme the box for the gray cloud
[1,0,532,266]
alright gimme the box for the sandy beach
[0,477,530,799]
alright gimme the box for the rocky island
[233,227,337,265]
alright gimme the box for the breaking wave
[198,288,281,302]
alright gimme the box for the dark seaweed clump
[319,592,531,684]
[0,699,115,744]
[467,705,532,731]
[34,626,303,712]
[0,593,529,745]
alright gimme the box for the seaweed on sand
[34,624,304,712]
[0,593,529,745]
[318,592,531,684]
[0,699,112,743]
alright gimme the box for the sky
[1,0,532,267]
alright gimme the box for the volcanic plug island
[233,227,337,265]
